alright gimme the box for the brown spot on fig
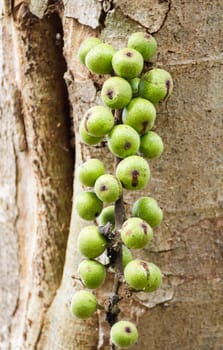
[126,51,133,57]
[100,185,107,191]
[141,222,148,234]
[124,141,131,150]
[107,89,114,100]
[140,261,149,271]
[164,79,171,100]
[141,121,149,134]
[131,169,139,187]
[125,327,132,333]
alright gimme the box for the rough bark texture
[0,1,223,350]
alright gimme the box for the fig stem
[106,110,126,350]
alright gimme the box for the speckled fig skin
[78,158,105,187]
[101,77,132,109]
[128,32,157,61]
[78,259,106,289]
[112,48,144,79]
[116,155,150,190]
[110,320,138,348]
[79,119,103,146]
[144,262,162,292]
[85,43,115,74]
[70,291,97,319]
[129,77,140,96]
[140,131,164,159]
[132,196,163,227]
[139,68,173,103]
[78,37,102,64]
[83,106,114,137]
[122,245,133,268]
[77,225,107,258]
[94,174,122,203]
[124,259,150,290]
[122,97,156,135]
[107,124,140,158]
[120,217,153,249]
[75,191,103,220]
[98,205,115,228]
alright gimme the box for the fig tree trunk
[0,1,223,349]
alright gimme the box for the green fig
[71,290,97,319]
[116,155,150,190]
[78,225,107,258]
[79,119,103,146]
[85,43,115,74]
[144,262,162,292]
[98,205,115,228]
[75,191,103,220]
[129,77,140,96]
[122,245,133,269]
[139,68,173,103]
[124,259,149,290]
[101,77,132,109]
[83,106,114,137]
[78,37,102,64]
[110,320,138,348]
[120,217,153,249]
[94,174,122,203]
[78,259,106,289]
[132,196,163,227]
[78,158,105,187]
[128,32,157,61]
[107,124,140,158]
[140,131,164,159]
[122,97,156,135]
[112,48,143,79]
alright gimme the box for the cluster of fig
[71,32,173,349]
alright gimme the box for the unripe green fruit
[122,97,156,135]
[75,191,103,220]
[78,259,106,289]
[116,155,150,190]
[112,48,143,79]
[85,43,115,74]
[132,196,163,227]
[94,174,122,203]
[78,37,102,64]
[144,262,162,292]
[98,205,115,228]
[78,225,107,258]
[122,245,133,269]
[140,131,164,159]
[83,106,114,137]
[107,124,140,158]
[110,320,138,348]
[78,158,105,187]
[129,77,140,97]
[124,259,149,290]
[71,290,97,319]
[101,77,132,109]
[139,68,173,103]
[120,217,153,249]
[79,119,103,145]
[128,32,157,61]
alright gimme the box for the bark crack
[152,0,172,34]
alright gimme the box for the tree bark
[0,1,223,350]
